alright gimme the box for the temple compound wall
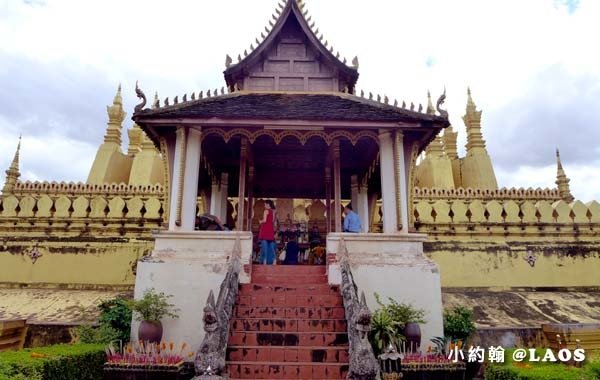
[0,182,598,289]
[412,187,600,288]
[0,182,163,288]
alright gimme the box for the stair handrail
[338,238,381,380]
[193,237,242,379]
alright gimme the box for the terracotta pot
[138,321,163,343]
[403,322,421,352]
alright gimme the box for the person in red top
[258,200,277,264]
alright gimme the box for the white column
[378,130,398,233]
[168,127,186,230]
[395,131,409,233]
[351,174,367,232]
[210,176,222,219]
[350,175,359,212]
[333,140,342,232]
[357,178,369,233]
[180,128,202,230]
[219,173,229,224]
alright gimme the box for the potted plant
[130,288,179,343]
[375,293,426,352]
[369,308,404,356]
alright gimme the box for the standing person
[343,204,362,233]
[258,200,277,264]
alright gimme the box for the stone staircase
[226,264,350,379]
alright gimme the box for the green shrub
[98,296,132,342]
[74,324,121,344]
[485,349,600,380]
[443,306,476,342]
[0,344,105,380]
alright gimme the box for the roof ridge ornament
[225,54,232,68]
[352,56,359,69]
[426,90,436,115]
[153,92,160,109]
[436,87,449,119]
[134,81,147,113]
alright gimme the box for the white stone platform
[327,232,444,351]
[131,231,252,350]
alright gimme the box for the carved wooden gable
[223,0,358,93]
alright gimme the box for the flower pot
[403,322,422,352]
[138,321,163,343]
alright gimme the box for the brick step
[227,362,349,379]
[251,274,328,285]
[235,306,345,319]
[236,294,343,307]
[231,318,347,332]
[227,331,349,347]
[239,283,340,296]
[227,346,349,363]
[251,264,326,275]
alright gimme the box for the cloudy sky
[1,0,599,201]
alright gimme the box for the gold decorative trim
[408,142,420,227]
[394,131,403,230]
[159,136,170,225]
[175,127,187,226]
[413,186,562,201]
[200,127,379,146]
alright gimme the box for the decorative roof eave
[133,91,448,123]
[133,91,448,153]
[223,0,359,91]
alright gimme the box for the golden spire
[425,134,445,158]
[141,130,156,152]
[127,124,143,156]
[3,136,22,194]
[463,87,487,152]
[426,90,436,115]
[104,83,126,146]
[555,148,574,202]
[442,125,459,159]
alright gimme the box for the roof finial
[352,56,359,69]
[153,92,160,108]
[426,90,435,115]
[555,148,574,202]
[436,87,449,118]
[3,136,22,194]
[134,81,147,113]
[225,54,232,68]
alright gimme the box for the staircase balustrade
[338,238,381,380]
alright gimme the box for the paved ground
[0,288,128,323]
[0,288,598,327]
[443,290,600,327]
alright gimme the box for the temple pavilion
[130,0,448,377]
[133,3,449,235]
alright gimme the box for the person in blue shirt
[343,204,362,233]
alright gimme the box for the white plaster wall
[131,261,226,350]
[327,233,444,352]
[131,231,253,351]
